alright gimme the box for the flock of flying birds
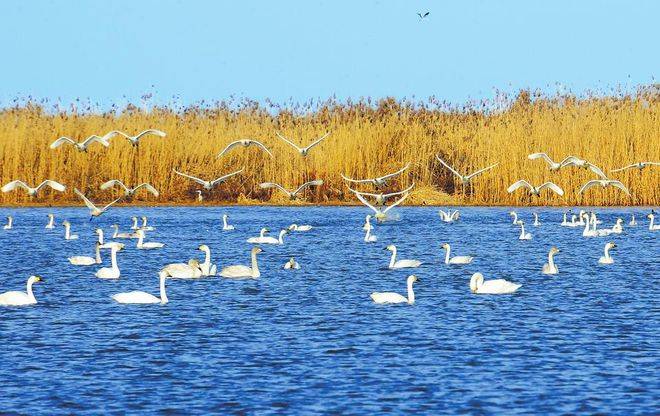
[0,128,658,306]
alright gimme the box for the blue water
[0,207,658,414]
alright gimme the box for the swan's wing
[250,140,274,157]
[538,182,564,196]
[99,130,122,142]
[294,180,323,195]
[560,156,583,167]
[451,210,460,220]
[435,155,463,179]
[81,135,109,147]
[259,182,291,196]
[466,163,498,180]
[303,132,330,151]
[609,180,630,195]
[100,179,128,192]
[275,132,302,152]
[438,209,448,220]
[36,180,66,192]
[507,180,533,193]
[216,141,243,158]
[610,164,636,173]
[49,137,76,149]
[134,129,166,140]
[382,182,415,198]
[528,153,554,165]
[383,192,410,214]
[73,188,98,211]
[349,187,380,197]
[353,191,378,214]
[173,170,207,186]
[586,163,608,179]
[1,180,30,193]
[134,183,160,196]
[378,163,411,181]
[578,180,600,194]
[211,168,244,186]
[340,173,373,184]
[643,162,660,166]
[102,198,122,211]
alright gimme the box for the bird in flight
[100,180,160,197]
[417,12,430,19]
[610,162,660,173]
[259,180,324,200]
[216,139,273,159]
[347,183,415,206]
[578,179,630,196]
[436,156,498,185]
[560,156,608,179]
[102,129,166,147]
[50,135,110,152]
[74,188,121,218]
[341,163,410,188]
[275,132,330,157]
[1,180,66,197]
[354,191,410,223]
[507,180,564,197]
[173,168,244,190]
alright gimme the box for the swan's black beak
[89,217,94,222]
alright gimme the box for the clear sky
[0,0,657,108]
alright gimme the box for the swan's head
[605,242,617,250]
[470,273,484,293]
[112,245,124,252]
[48,213,54,218]
[141,216,147,221]
[441,243,450,250]
[384,244,396,252]
[616,218,623,224]
[251,247,263,255]
[407,275,420,284]
[223,214,228,219]
[131,216,137,221]
[648,213,655,220]
[549,247,560,255]
[288,224,297,231]
[509,211,516,216]
[62,220,70,226]
[28,275,43,285]
[136,229,145,236]
[198,244,209,251]
[95,228,102,234]
[188,259,201,268]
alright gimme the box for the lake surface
[0,206,658,414]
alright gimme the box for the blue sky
[0,0,657,108]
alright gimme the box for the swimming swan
[364,225,377,242]
[439,209,460,223]
[220,247,263,279]
[533,213,540,226]
[160,259,203,279]
[470,273,521,294]
[598,242,616,264]
[68,243,102,266]
[222,214,235,230]
[509,211,522,225]
[288,224,313,232]
[112,273,169,304]
[136,229,164,249]
[629,214,637,226]
[542,247,560,275]
[46,213,55,229]
[247,228,271,244]
[0,276,43,306]
[140,216,155,231]
[441,243,473,264]
[283,257,300,270]
[371,275,419,305]
[363,214,373,231]
[63,221,78,240]
[198,244,217,276]
[112,224,138,239]
[385,245,421,269]
[96,229,125,250]
[95,246,123,279]
[259,229,289,245]
[3,216,12,230]
[647,213,660,231]
[518,221,532,240]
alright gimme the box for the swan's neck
[260,229,266,237]
[131,218,138,229]
[202,248,211,266]
[278,231,286,244]
[64,224,70,238]
[444,246,451,264]
[95,245,102,263]
[251,251,260,277]
[562,212,567,223]
[112,227,118,238]
[47,216,54,227]
[650,216,655,230]
[511,213,518,223]
[548,251,556,266]
[583,220,590,232]
[520,223,526,236]
[604,246,612,258]
[97,230,104,244]
[364,228,371,240]
[223,217,228,227]
[110,249,119,269]
[142,218,148,227]
[388,248,397,268]
[137,233,144,246]
[26,280,36,303]
[407,280,415,304]
[159,276,168,304]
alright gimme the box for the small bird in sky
[417,12,430,19]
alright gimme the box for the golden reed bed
[0,89,658,207]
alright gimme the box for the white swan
[283,257,300,270]
[0,276,43,306]
[96,229,125,250]
[160,259,203,279]
[470,273,521,294]
[542,247,560,275]
[259,229,289,245]
[347,183,415,206]
[518,221,532,240]
[112,273,169,304]
[197,190,203,202]
[629,214,637,226]
[99,180,159,197]
[439,209,460,223]
[371,275,419,305]
[578,179,630,196]
[130,216,139,230]
[385,245,421,269]
[198,245,217,276]
[140,216,155,231]
[435,156,498,185]
[609,218,624,234]
[216,139,273,158]
[560,211,569,226]
[288,224,313,232]
[3,216,12,230]
[95,246,123,279]
[74,188,121,218]
[533,212,540,226]
[112,224,138,239]
[507,180,564,197]
[136,229,164,249]
[45,213,55,229]
[610,161,660,172]
[364,225,377,242]
[173,168,244,190]
[363,214,373,231]
[63,221,78,240]
[50,135,109,152]
[582,217,598,237]
[247,228,270,244]
[1,180,66,197]
[509,211,522,225]
[527,153,573,171]
[598,242,616,264]
[102,129,166,147]
[341,163,410,188]
[647,213,660,231]
[259,180,324,200]
[441,243,473,264]
[275,131,330,157]
[355,191,409,222]
[222,214,235,230]
[220,247,262,279]
[68,243,102,266]
[560,157,608,179]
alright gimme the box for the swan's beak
[89,217,94,222]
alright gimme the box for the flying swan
[102,129,166,147]
[355,191,409,223]
[50,135,110,152]
[100,180,159,197]
[173,168,244,190]
[1,180,65,197]
[341,163,410,188]
[435,155,498,186]
[610,162,660,173]
[74,188,121,218]
[216,139,273,158]
[275,131,330,156]
[259,180,323,200]
[347,182,415,205]
[578,179,630,196]
[507,180,564,197]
